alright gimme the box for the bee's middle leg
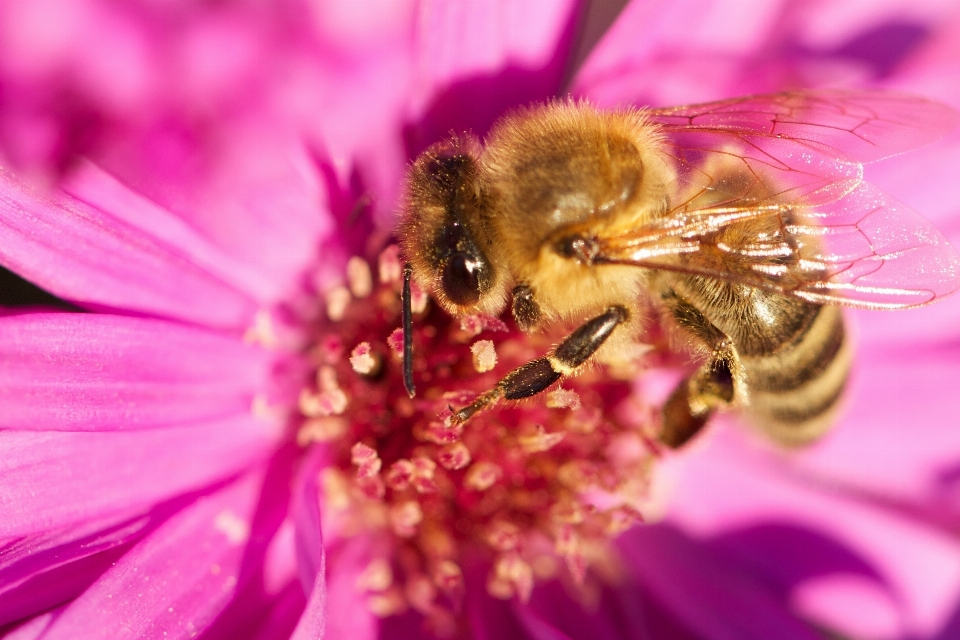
[451,305,629,424]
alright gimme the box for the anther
[470,339,497,372]
[347,256,373,298]
[464,461,502,491]
[437,442,471,470]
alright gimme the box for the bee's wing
[647,89,959,163]
[648,89,960,209]
[595,91,960,309]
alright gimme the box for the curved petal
[791,338,960,522]
[0,413,281,539]
[24,461,278,640]
[318,537,379,640]
[0,508,160,627]
[183,448,305,640]
[404,0,583,153]
[618,524,821,640]
[0,164,263,330]
[89,123,334,306]
[571,0,788,107]
[290,446,327,640]
[663,424,960,639]
[522,578,664,640]
[0,312,274,432]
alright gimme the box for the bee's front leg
[451,305,629,424]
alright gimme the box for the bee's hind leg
[451,305,629,424]
[659,292,743,448]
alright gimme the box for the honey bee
[399,90,960,448]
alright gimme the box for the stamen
[390,500,424,537]
[470,339,497,372]
[356,558,394,591]
[546,387,581,410]
[378,245,403,285]
[325,286,352,321]
[243,310,279,348]
[301,244,658,626]
[297,416,348,444]
[463,461,502,491]
[460,314,509,337]
[437,442,471,470]
[368,589,406,618]
[347,256,374,298]
[350,342,382,376]
[518,425,565,453]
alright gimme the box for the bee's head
[399,135,507,316]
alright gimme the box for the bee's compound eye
[441,252,483,306]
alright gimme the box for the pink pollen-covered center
[298,245,660,632]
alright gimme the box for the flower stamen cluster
[299,245,659,632]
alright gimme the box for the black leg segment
[402,264,416,398]
[553,306,628,369]
[451,305,629,425]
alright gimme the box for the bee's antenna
[402,264,416,398]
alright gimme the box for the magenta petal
[0,312,274,431]
[406,0,582,150]
[571,0,783,107]
[0,163,262,330]
[28,464,276,640]
[0,510,156,626]
[618,524,821,640]
[3,610,56,639]
[516,576,696,640]
[91,125,335,302]
[665,427,960,639]
[290,447,327,640]
[177,448,305,640]
[0,414,280,538]
[790,339,960,519]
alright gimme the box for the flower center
[299,246,660,634]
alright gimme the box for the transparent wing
[595,182,960,308]
[592,90,960,308]
[647,88,960,163]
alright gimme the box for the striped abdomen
[673,274,851,447]
[740,302,850,446]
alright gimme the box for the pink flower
[1,1,959,639]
